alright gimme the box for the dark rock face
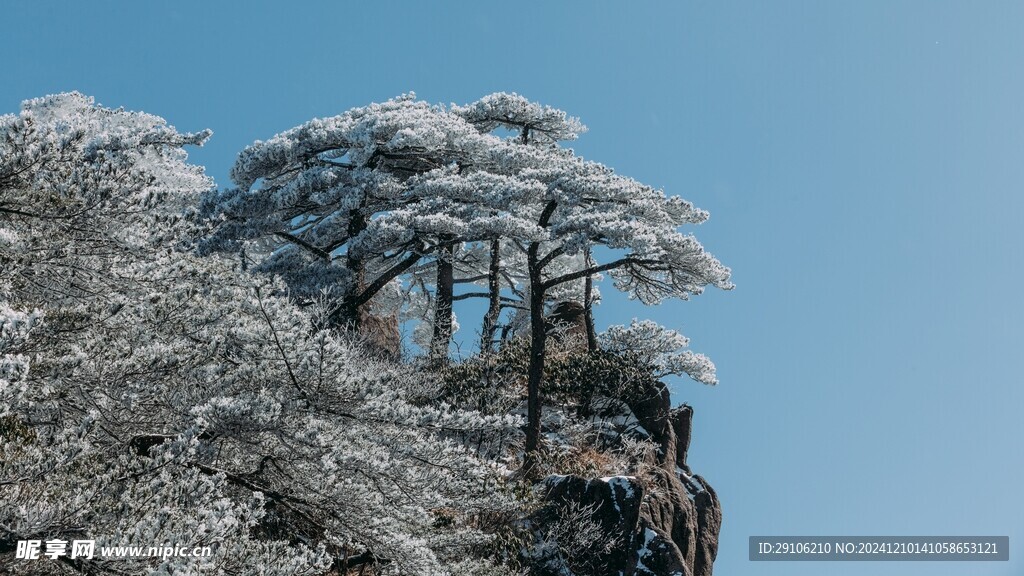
[541,475,644,575]
[671,405,694,475]
[545,301,589,345]
[635,519,688,576]
[691,476,721,576]
[538,382,721,576]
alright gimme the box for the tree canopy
[2,91,731,575]
[1,93,518,576]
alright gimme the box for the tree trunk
[583,246,598,352]
[429,240,455,366]
[480,237,502,353]
[524,200,557,471]
[524,242,546,465]
[334,208,368,331]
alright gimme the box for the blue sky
[4,2,1022,574]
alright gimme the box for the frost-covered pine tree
[450,93,585,353]
[201,94,557,365]
[199,95,509,357]
[1,94,519,576]
[449,94,733,463]
[519,155,733,461]
[0,92,211,306]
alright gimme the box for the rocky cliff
[534,383,721,576]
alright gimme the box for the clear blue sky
[4,2,1021,575]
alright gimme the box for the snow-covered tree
[600,319,718,385]
[0,94,519,575]
[0,92,212,306]
[199,94,518,363]
[200,92,731,466]
[201,94,604,365]
[454,94,733,464]
[520,158,732,460]
[451,93,585,353]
